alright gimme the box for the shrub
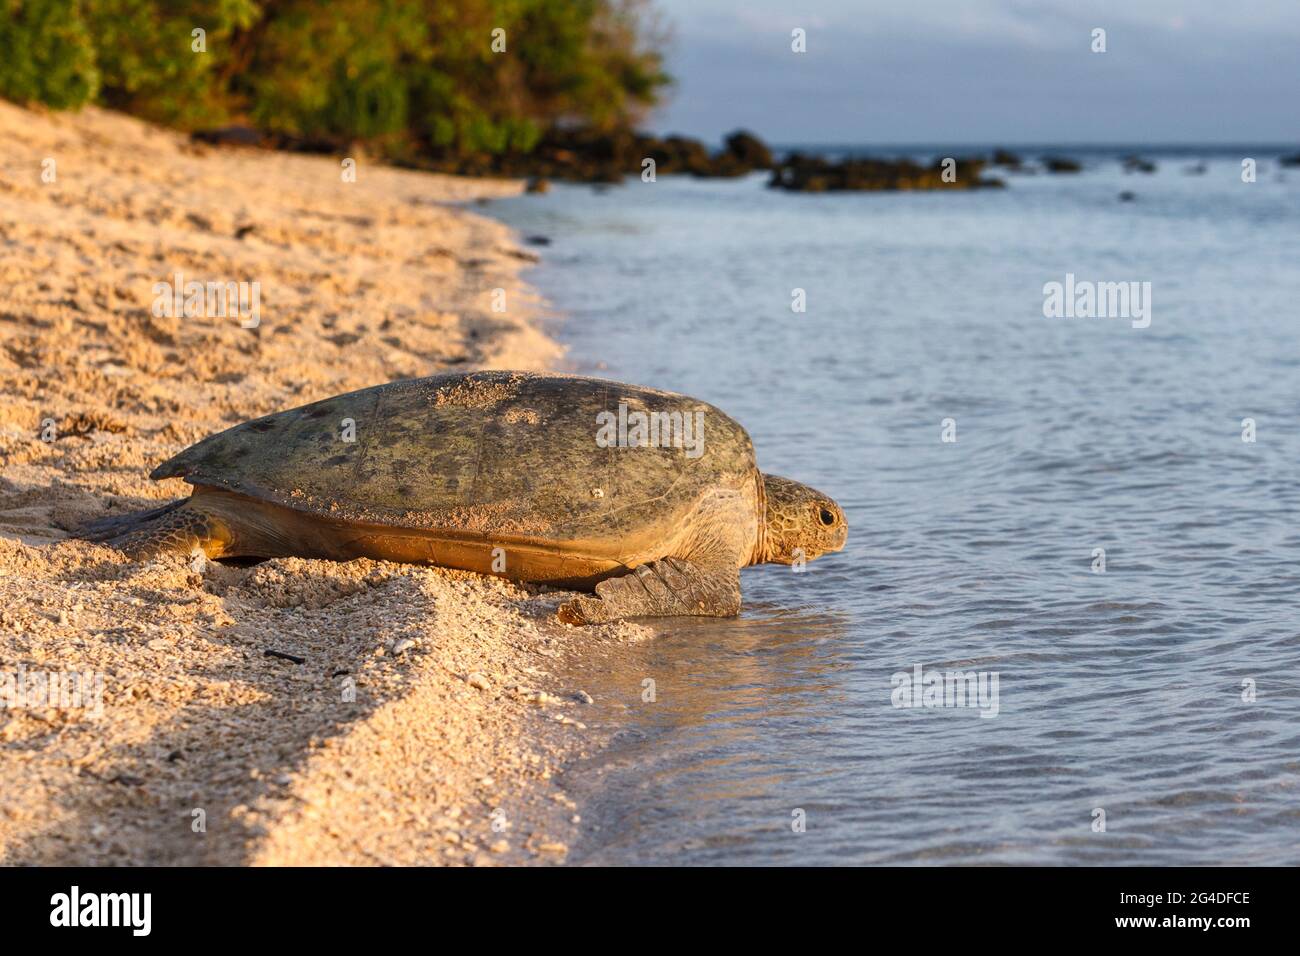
[0,0,100,108]
[0,0,669,157]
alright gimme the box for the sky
[644,0,1300,144]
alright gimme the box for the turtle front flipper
[557,557,741,625]
[80,496,235,560]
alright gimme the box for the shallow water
[489,152,1300,865]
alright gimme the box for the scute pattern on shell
[150,372,760,550]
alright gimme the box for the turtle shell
[152,371,759,553]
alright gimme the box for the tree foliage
[0,0,669,155]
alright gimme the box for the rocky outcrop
[407,127,777,183]
[1043,156,1082,173]
[1122,155,1156,174]
[768,154,1004,192]
[991,149,1023,168]
[721,130,774,171]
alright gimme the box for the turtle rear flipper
[80,499,187,542]
[79,497,234,560]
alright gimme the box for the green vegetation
[0,0,100,109]
[0,0,669,157]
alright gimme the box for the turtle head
[757,474,847,565]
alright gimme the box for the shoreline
[0,101,641,865]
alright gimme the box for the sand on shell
[0,101,648,865]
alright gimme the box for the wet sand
[0,101,646,865]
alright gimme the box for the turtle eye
[819,508,835,526]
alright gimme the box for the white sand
[0,101,646,865]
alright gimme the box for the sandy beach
[0,101,646,865]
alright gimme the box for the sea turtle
[82,371,847,624]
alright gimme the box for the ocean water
[488,150,1300,865]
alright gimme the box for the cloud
[647,0,1300,142]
